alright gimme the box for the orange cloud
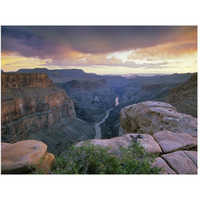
[128,41,197,61]
[1,52,52,72]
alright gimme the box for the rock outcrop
[120,101,197,137]
[153,131,197,153]
[77,101,197,174]
[76,132,197,174]
[161,151,197,174]
[152,157,176,174]
[163,73,197,117]
[1,73,96,154]
[1,140,55,174]
[100,73,193,140]
[76,133,162,154]
[1,73,76,143]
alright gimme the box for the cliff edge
[1,73,76,143]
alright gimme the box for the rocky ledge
[77,131,197,174]
[1,73,53,90]
[77,101,198,174]
[120,101,197,137]
[1,140,55,174]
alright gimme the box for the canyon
[1,70,197,174]
[100,73,196,139]
[77,101,197,174]
[1,73,95,155]
[56,79,115,123]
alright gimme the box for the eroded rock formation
[120,101,197,137]
[76,132,197,174]
[77,101,197,174]
[1,73,76,143]
[56,79,115,123]
[1,140,55,174]
[76,133,162,154]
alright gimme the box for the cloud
[1,26,197,73]
[2,26,197,58]
[123,61,170,68]
[128,41,197,61]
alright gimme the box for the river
[94,97,120,139]
[94,108,113,139]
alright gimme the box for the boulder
[1,140,55,174]
[120,101,197,137]
[153,131,197,153]
[38,152,55,174]
[152,157,176,174]
[161,151,197,174]
[76,133,162,154]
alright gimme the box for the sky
[1,26,197,75]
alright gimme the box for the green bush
[50,142,162,174]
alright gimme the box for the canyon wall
[163,73,197,117]
[56,79,115,123]
[1,73,76,143]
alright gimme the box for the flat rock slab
[76,133,162,154]
[1,143,11,150]
[152,157,176,174]
[183,151,197,167]
[161,151,197,174]
[1,140,51,174]
[153,131,197,153]
[120,101,197,137]
[76,134,133,154]
[129,134,162,154]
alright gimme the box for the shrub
[49,142,162,174]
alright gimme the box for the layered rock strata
[56,79,115,123]
[1,73,76,143]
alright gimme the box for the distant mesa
[17,68,50,73]
[16,68,99,83]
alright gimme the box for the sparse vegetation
[45,142,162,174]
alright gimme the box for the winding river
[94,108,113,139]
[94,97,119,139]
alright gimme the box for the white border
[0,0,199,200]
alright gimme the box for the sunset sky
[1,26,197,75]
